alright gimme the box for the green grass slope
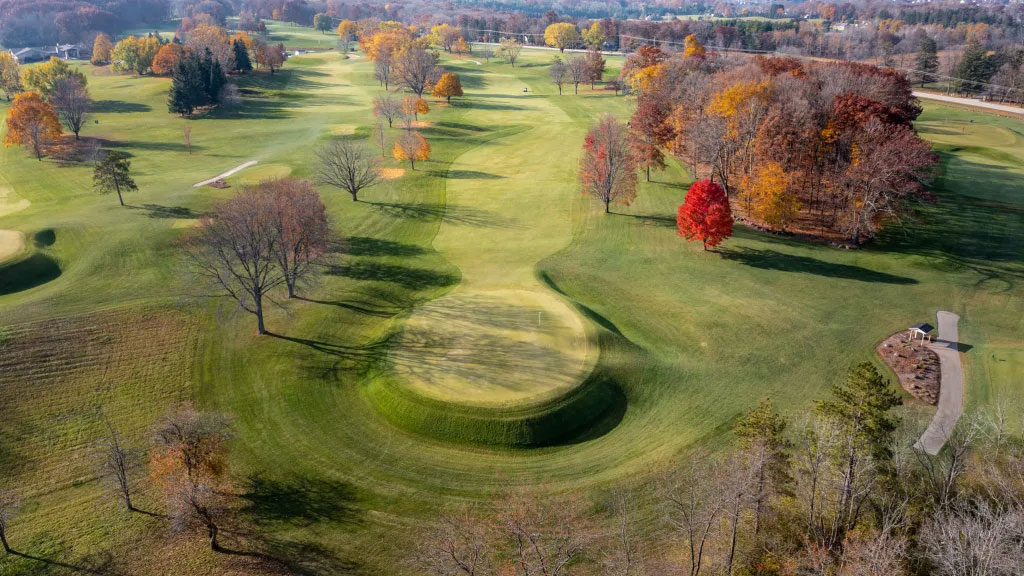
[0,40,1021,575]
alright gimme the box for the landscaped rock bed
[877,330,941,405]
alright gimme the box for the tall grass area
[0,35,1021,575]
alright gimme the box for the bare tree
[374,52,393,90]
[498,39,522,67]
[661,455,728,576]
[566,55,586,95]
[497,491,592,576]
[395,47,440,97]
[372,121,387,157]
[0,490,17,554]
[151,404,233,551]
[920,499,1024,576]
[100,415,136,511]
[316,139,380,202]
[373,94,401,128]
[415,508,493,576]
[263,179,329,298]
[185,186,286,335]
[602,489,645,576]
[549,57,568,95]
[839,529,908,576]
[914,415,982,507]
[50,77,91,140]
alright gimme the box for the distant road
[912,91,1024,116]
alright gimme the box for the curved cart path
[914,311,964,455]
[193,161,258,188]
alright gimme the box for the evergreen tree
[957,39,994,95]
[233,40,253,73]
[168,58,194,116]
[916,36,939,86]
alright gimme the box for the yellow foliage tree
[91,34,113,65]
[431,72,463,103]
[21,57,87,99]
[683,34,706,58]
[402,95,430,119]
[393,130,430,170]
[453,38,470,55]
[3,92,62,160]
[742,162,801,229]
[582,22,605,49]
[0,52,20,101]
[628,63,665,95]
[544,23,580,52]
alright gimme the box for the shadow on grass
[441,169,506,180]
[267,332,391,378]
[92,100,152,114]
[369,201,520,228]
[241,474,360,528]
[621,212,676,228]
[324,261,459,290]
[295,296,403,318]
[334,236,425,257]
[0,253,62,295]
[127,204,201,219]
[720,247,918,284]
[7,550,122,576]
[33,228,56,247]
[456,99,525,112]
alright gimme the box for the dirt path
[914,311,964,455]
[912,91,1024,115]
[193,161,258,188]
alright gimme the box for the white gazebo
[909,322,934,343]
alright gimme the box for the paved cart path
[915,311,964,455]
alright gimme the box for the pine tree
[915,36,939,86]
[233,40,252,73]
[168,58,194,115]
[957,39,993,95]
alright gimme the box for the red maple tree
[677,179,733,250]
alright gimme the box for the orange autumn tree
[393,130,430,170]
[3,92,62,160]
[402,95,430,121]
[431,72,463,103]
[150,404,232,551]
[151,43,183,76]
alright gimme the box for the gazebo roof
[910,322,934,333]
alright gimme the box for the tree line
[615,44,937,245]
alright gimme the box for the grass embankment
[0,37,1021,575]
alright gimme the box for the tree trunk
[255,294,267,334]
[410,159,415,171]
[646,165,651,182]
[115,180,124,206]
[208,523,219,551]
[351,191,359,202]
[727,503,740,575]
[604,198,610,213]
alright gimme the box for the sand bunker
[0,230,26,263]
[0,185,31,218]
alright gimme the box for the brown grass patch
[877,330,941,405]
[379,167,406,180]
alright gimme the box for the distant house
[9,43,90,64]
[10,47,51,64]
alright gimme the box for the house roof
[910,322,934,333]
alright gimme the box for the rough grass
[0,36,1021,576]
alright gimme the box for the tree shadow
[369,201,520,228]
[323,261,459,290]
[92,100,152,114]
[720,247,918,284]
[33,228,56,247]
[127,204,201,219]
[440,169,506,180]
[267,332,392,378]
[620,212,676,228]
[8,550,122,576]
[458,99,525,112]
[295,296,403,318]
[0,253,62,295]
[332,236,425,258]
[240,473,360,528]
[254,537,361,576]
